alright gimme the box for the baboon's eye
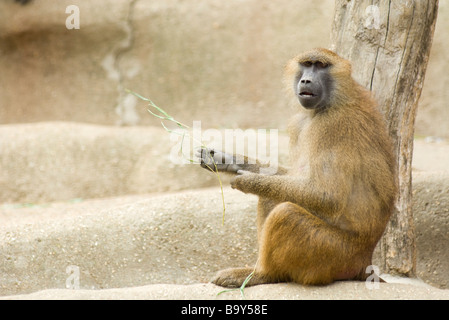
[316,61,329,69]
[301,61,313,67]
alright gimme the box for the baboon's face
[295,61,334,110]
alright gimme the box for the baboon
[198,48,397,287]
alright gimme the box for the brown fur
[211,48,397,287]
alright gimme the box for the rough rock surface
[1,0,448,137]
[1,164,448,299]
[2,282,449,300]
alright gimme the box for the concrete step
[1,178,448,297]
[2,281,448,300]
[0,122,229,203]
[0,122,448,298]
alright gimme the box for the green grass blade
[128,89,226,222]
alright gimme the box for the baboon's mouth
[300,92,316,97]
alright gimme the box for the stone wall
[1,0,447,137]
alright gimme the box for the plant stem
[126,89,226,223]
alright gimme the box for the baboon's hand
[231,170,258,192]
[236,170,252,175]
[196,148,241,173]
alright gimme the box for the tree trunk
[331,0,439,276]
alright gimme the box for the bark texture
[331,0,439,276]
